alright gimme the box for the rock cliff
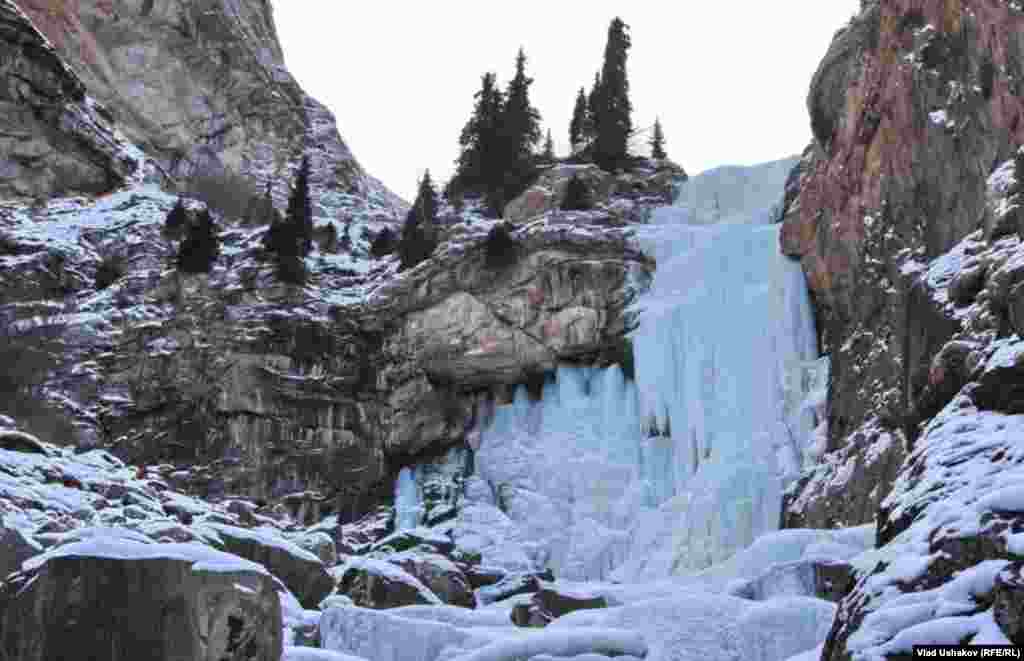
[782,0,1024,530]
[781,0,1024,657]
[4,0,402,211]
[0,0,666,524]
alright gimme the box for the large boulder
[0,539,282,661]
[200,523,333,609]
[333,557,443,610]
[511,586,608,628]
[387,551,475,609]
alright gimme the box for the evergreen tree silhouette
[262,156,313,283]
[397,171,440,271]
[177,208,220,274]
[585,72,602,146]
[287,156,314,257]
[164,198,188,236]
[593,18,633,171]
[456,72,505,195]
[542,129,555,161]
[570,87,588,152]
[650,117,668,160]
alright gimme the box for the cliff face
[0,0,664,521]
[782,1,1024,658]
[0,0,146,198]
[782,0,1024,530]
[4,0,401,211]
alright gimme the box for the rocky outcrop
[11,0,402,213]
[199,523,334,608]
[806,159,1024,659]
[511,586,608,628]
[0,540,283,661]
[503,159,684,224]
[781,0,1024,529]
[0,0,144,198]
[333,556,442,609]
[375,220,651,457]
[0,521,41,579]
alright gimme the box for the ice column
[394,466,421,530]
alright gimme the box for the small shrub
[95,254,126,290]
[561,174,592,211]
[483,222,519,270]
[177,208,220,274]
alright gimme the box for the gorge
[4,1,1024,660]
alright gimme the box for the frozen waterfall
[454,167,823,581]
[395,466,421,531]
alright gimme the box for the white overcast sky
[271,2,859,202]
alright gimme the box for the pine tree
[593,18,633,171]
[286,156,314,257]
[569,87,588,152]
[650,117,668,160]
[164,198,188,236]
[542,130,555,162]
[262,156,313,284]
[501,48,542,166]
[177,208,220,274]
[497,48,542,216]
[456,72,505,194]
[414,170,440,226]
[585,72,602,145]
[397,171,440,271]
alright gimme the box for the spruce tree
[570,87,588,152]
[585,72,602,145]
[287,156,314,256]
[177,208,220,274]
[164,198,188,236]
[261,156,312,284]
[542,130,555,162]
[593,18,633,171]
[650,117,668,160]
[501,48,542,166]
[497,48,542,215]
[456,72,504,194]
[414,169,440,226]
[397,172,440,271]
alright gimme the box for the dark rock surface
[0,541,283,661]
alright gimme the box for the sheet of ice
[449,628,648,661]
[320,606,495,661]
[628,214,821,573]
[553,592,833,661]
[395,466,422,530]
[454,160,822,581]
[283,648,369,661]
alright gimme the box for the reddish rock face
[787,0,1024,317]
[781,0,1024,461]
